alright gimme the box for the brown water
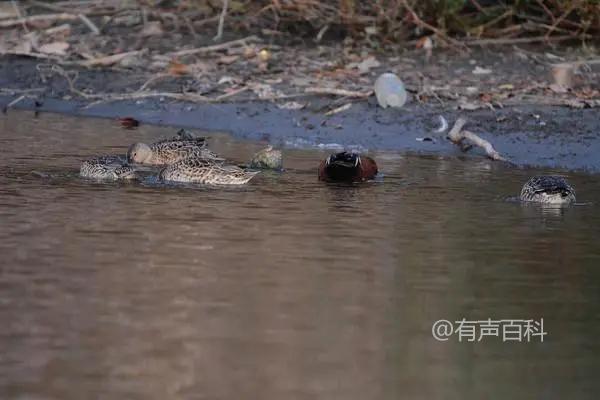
[1,110,600,400]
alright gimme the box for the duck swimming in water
[318,151,378,182]
[159,157,260,185]
[520,176,576,204]
[127,136,222,166]
[250,146,283,170]
[80,156,138,181]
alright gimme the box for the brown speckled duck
[159,157,259,185]
[127,134,222,165]
[520,176,576,204]
[80,155,138,181]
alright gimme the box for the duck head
[318,151,378,182]
[127,142,153,164]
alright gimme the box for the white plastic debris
[374,73,408,108]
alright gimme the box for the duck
[318,151,378,182]
[250,145,283,170]
[159,157,260,185]
[127,135,222,166]
[520,176,576,204]
[80,155,138,180]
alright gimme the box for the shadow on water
[1,110,600,400]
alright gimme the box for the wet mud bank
[2,58,600,172]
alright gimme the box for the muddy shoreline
[2,56,600,172]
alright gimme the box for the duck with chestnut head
[318,151,378,182]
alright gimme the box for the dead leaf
[458,99,483,110]
[119,53,143,68]
[140,21,163,37]
[251,83,284,99]
[549,83,568,94]
[218,76,237,85]
[552,63,574,88]
[243,46,257,58]
[218,54,239,65]
[479,93,493,102]
[278,101,305,110]
[472,66,492,75]
[574,87,600,99]
[168,60,189,76]
[416,36,433,59]
[38,41,69,55]
[188,61,211,75]
[347,56,380,74]
[416,36,433,50]
[564,99,585,109]
[364,26,378,36]
[43,24,71,39]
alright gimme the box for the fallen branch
[214,86,250,101]
[0,13,78,28]
[447,118,506,161]
[0,87,45,94]
[6,95,26,108]
[77,13,100,35]
[305,87,372,98]
[170,35,261,58]
[213,0,229,41]
[325,103,352,116]
[137,73,170,92]
[77,50,142,67]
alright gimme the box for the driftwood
[447,118,506,161]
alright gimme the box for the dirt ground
[1,6,600,171]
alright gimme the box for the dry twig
[77,13,99,35]
[0,13,78,28]
[305,87,372,98]
[213,0,229,41]
[170,35,261,58]
[77,50,142,67]
[447,118,506,161]
[325,103,352,116]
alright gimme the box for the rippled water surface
[1,111,600,400]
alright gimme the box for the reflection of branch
[447,118,506,161]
